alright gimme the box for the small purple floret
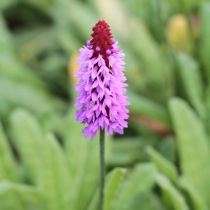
[86,40,91,46]
[106,49,111,55]
[96,47,100,51]
[112,39,117,44]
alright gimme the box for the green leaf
[169,98,210,203]
[16,0,52,15]
[129,91,171,128]
[0,18,55,107]
[123,0,176,39]
[0,121,18,181]
[124,192,152,210]
[0,181,26,210]
[111,163,156,210]
[156,174,189,210]
[179,176,208,210]
[52,1,97,40]
[178,0,207,12]
[55,24,81,54]
[177,53,206,120]
[38,133,71,210]
[109,137,148,166]
[0,15,46,90]
[157,136,176,162]
[146,146,177,182]
[105,168,125,210]
[0,57,45,90]
[87,168,125,210]
[0,121,23,210]
[200,3,210,84]
[0,0,17,10]
[0,14,14,55]
[151,193,166,210]
[128,18,173,101]
[10,109,43,183]
[0,181,42,209]
[0,77,53,118]
[16,27,54,63]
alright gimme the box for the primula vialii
[74,19,130,140]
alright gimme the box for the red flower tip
[91,20,113,59]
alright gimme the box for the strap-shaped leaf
[183,0,204,12]
[0,181,25,210]
[104,168,125,210]
[111,163,156,210]
[129,90,170,128]
[53,1,97,41]
[128,18,172,102]
[0,78,53,117]
[0,181,42,209]
[87,168,125,210]
[109,137,148,166]
[38,133,71,210]
[10,109,43,183]
[200,3,210,83]
[0,13,14,55]
[0,121,18,181]
[169,98,210,203]
[158,136,176,162]
[179,176,208,210]
[146,146,177,182]
[156,174,189,210]
[151,193,166,210]
[123,192,152,210]
[177,53,206,120]
[0,14,47,90]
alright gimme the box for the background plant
[0,0,210,209]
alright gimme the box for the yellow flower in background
[167,14,192,53]
[68,53,79,85]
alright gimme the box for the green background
[0,0,210,209]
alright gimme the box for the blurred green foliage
[0,0,210,209]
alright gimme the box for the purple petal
[92,91,98,101]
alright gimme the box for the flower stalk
[99,129,105,210]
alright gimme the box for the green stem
[99,129,105,210]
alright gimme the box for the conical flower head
[75,20,130,140]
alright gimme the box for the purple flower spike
[74,19,130,140]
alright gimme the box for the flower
[74,19,130,140]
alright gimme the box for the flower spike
[74,19,130,140]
